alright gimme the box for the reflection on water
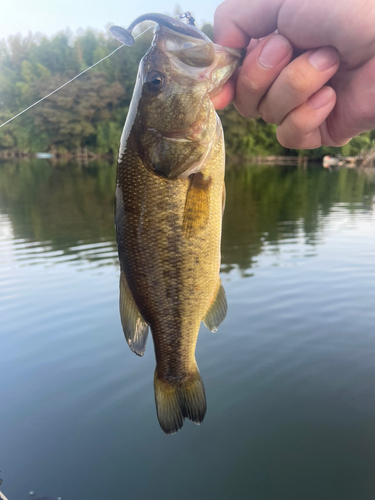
[0,160,118,268]
[2,160,374,271]
[222,164,375,273]
[1,160,375,499]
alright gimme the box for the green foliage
[0,28,151,155]
[0,159,117,246]
[222,163,375,272]
[296,133,372,159]
[96,120,124,155]
[219,107,286,157]
[0,25,373,158]
[201,24,214,41]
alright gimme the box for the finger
[212,79,236,109]
[214,0,284,47]
[259,46,340,125]
[233,34,293,117]
[213,0,364,66]
[326,57,375,145]
[212,38,263,110]
[248,38,260,52]
[276,86,336,149]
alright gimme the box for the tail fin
[154,367,207,435]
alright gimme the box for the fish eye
[144,71,165,92]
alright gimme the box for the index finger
[214,0,284,48]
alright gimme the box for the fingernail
[309,47,339,71]
[258,35,291,69]
[308,87,334,109]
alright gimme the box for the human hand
[213,0,375,149]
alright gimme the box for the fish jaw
[139,102,223,180]
[153,25,242,97]
[120,24,241,180]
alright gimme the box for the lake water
[1,160,375,500]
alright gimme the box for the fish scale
[117,137,223,372]
[114,16,242,433]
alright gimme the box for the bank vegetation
[1,24,374,160]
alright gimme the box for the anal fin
[120,271,149,356]
[203,279,228,333]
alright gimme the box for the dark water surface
[1,160,375,500]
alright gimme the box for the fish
[113,14,242,434]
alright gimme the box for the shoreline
[0,150,373,168]
[0,147,112,162]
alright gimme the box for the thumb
[214,0,284,47]
[327,58,375,144]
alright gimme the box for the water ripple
[2,163,375,499]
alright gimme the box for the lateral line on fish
[0,25,155,130]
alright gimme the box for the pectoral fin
[203,279,228,333]
[119,271,149,356]
[183,172,211,238]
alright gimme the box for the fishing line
[0,25,155,130]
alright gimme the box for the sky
[1,0,222,40]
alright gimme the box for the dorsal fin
[203,278,227,333]
[119,271,149,356]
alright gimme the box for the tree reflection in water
[0,160,374,271]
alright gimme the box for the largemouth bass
[113,14,242,434]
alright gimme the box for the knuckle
[288,109,305,133]
[233,100,257,118]
[214,1,230,22]
[276,129,293,149]
[323,129,351,147]
[214,3,225,22]
[240,72,262,92]
[258,100,277,124]
[234,73,265,118]
[284,65,308,94]
[279,135,302,149]
[302,136,322,149]
[277,126,321,149]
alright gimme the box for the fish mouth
[147,128,194,143]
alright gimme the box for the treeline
[0,24,374,158]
